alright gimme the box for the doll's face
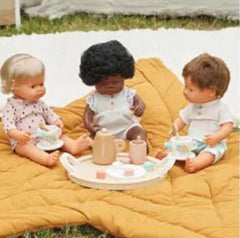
[183,76,217,104]
[95,75,125,95]
[13,74,46,103]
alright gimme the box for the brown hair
[182,53,230,98]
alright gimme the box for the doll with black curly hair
[79,40,147,142]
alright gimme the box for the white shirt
[87,87,139,135]
[180,99,233,141]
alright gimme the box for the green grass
[0,12,239,37]
[8,224,116,238]
[1,11,238,238]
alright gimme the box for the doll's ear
[11,79,16,91]
[209,87,217,97]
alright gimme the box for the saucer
[170,152,195,161]
[36,139,64,151]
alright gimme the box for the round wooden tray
[60,152,175,190]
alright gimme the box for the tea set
[35,124,63,151]
[163,124,197,161]
[85,128,149,179]
[36,122,196,168]
[59,125,195,189]
[164,136,196,161]
[59,128,177,190]
[86,128,126,165]
[86,128,147,165]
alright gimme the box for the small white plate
[36,139,64,151]
[106,164,146,179]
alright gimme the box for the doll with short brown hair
[156,53,233,173]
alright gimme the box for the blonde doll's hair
[0,53,45,94]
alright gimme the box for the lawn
[1,11,238,238]
[0,12,238,37]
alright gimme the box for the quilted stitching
[0,58,238,238]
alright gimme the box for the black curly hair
[79,40,135,86]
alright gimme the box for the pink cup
[129,139,147,164]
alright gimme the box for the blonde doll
[0,54,89,167]
[156,53,233,173]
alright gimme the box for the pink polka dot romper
[2,97,60,150]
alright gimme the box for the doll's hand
[168,123,179,138]
[9,130,31,143]
[168,127,176,138]
[54,119,64,129]
[18,131,31,143]
[168,129,174,138]
[88,123,100,137]
[131,95,146,117]
[204,134,220,147]
[132,104,145,117]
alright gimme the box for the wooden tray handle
[60,153,78,173]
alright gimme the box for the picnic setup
[0,0,239,237]
[0,58,238,237]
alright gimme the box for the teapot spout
[86,136,94,147]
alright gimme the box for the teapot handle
[114,139,125,152]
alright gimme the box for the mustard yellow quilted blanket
[0,58,238,238]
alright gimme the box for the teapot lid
[97,128,112,136]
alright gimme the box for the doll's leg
[61,134,90,155]
[184,152,215,173]
[126,126,147,141]
[126,126,149,153]
[15,143,59,167]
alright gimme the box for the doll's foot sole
[47,150,59,167]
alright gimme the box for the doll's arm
[204,121,233,147]
[2,103,31,143]
[7,129,31,143]
[54,118,64,129]
[132,95,146,117]
[156,118,186,160]
[169,117,186,137]
[83,104,99,137]
[40,101,60,125]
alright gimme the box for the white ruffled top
[87,87,138,135]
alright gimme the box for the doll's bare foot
[184,158,196,173]
[71,135,90,155]
[15,142,60,168]
[155,149,168,159]
[61,134,90,155]
[46,150,59,167]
